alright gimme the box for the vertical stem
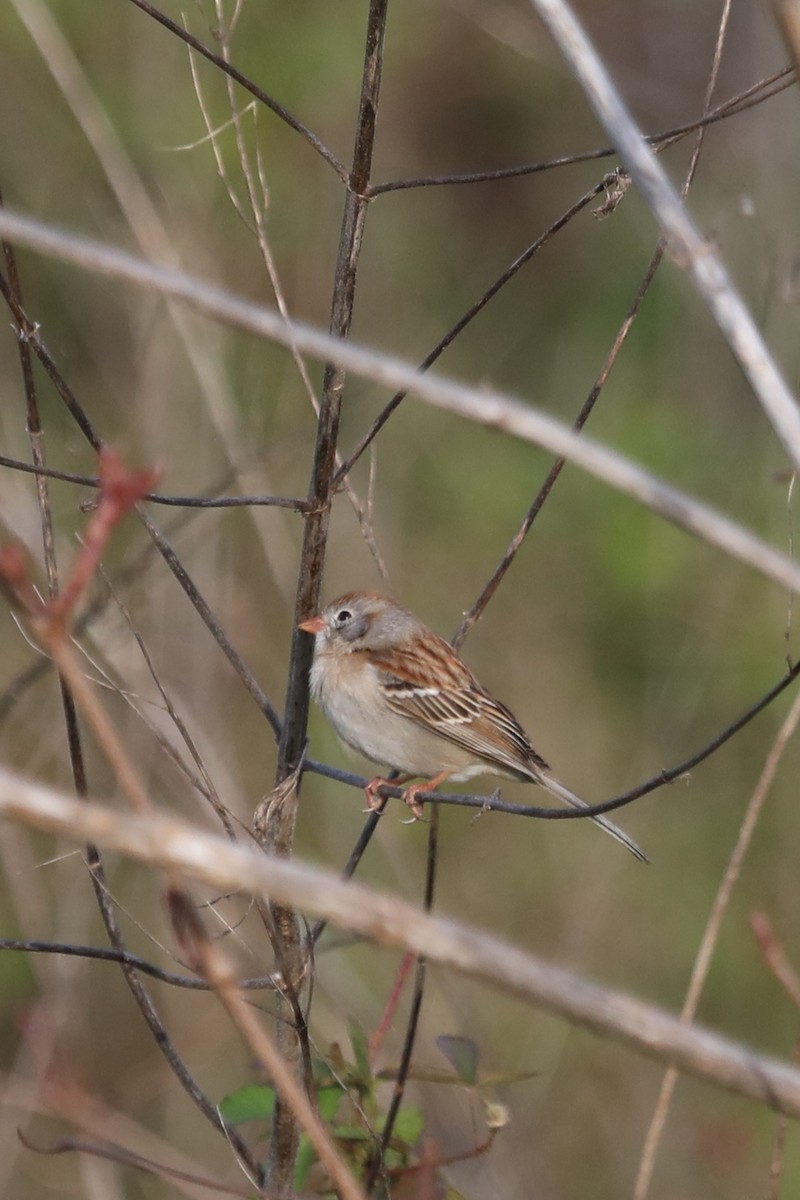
[365,806,439,1196]
[265,2,390,1193]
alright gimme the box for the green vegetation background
[0,2,799,1196]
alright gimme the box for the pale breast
[310,651,485,778]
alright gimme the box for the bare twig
[300,651,800,824]
[0,209,798,595]
[167,889,368,1200]
[99,568,237,838]
[528,0,800,471]
[632,686,800,1199]
[334,179,605,484]
[0,455,309,508]
[135,507,283,738]
[751,913,800,1011]
[368,65,796,193]
[204,5,388,579]
[366,806,439,1192]
[123,0,348,180]
[19,1130,254,1197]
[5,768,800,1119]
[267,2,390,1188]
[0,937,277,991]
[454,44,720,644]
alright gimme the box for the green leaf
[330,1124,373,1142]
[317,1084,345,1122]
[294,1134,316,1189]
[436,1035,479,1085]
[322,1043,346,1077]
[348,1018,372,1084]
[380,1105,424,1148]
[218,1084,275,1124]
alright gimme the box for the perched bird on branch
[300,590,645,861]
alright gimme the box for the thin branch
[204,7,389,578]
[1,209,799,595]
[0,938,277,991]
[123,0,347,180]
[367,65,796,193]
[366,806,439,1192]
[0,455,310,508]
[301,650,800,822]
[268,1,391,1186]
[633,682,800,1199]
[83,849,263,1182]
[528,0,800,472]
[334,179,605,484]
[19,1130,255,1197]
[135,507,283,738]
[453,236,662,647]
[451,0,735,646]
[5,769,800,1119]
[100,568,237,838]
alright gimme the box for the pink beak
[298,615,324,634]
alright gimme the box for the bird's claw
[363,776,390,815]
[399,784,427,822]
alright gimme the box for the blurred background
[0,0,799,1196]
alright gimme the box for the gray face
[322,593,424,653]
[325,601,370,644]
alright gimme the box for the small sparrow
[299,591,645,861]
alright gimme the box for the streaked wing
[367,632,548,775]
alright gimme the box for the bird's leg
[400,771,450,821]
[363,774,412,814]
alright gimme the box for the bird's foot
[363,776,391,815]
[399,770,450,822]
[399,782,428,822]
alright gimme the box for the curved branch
[529,0,800,471]
[0,208,798,595]
[3,766,800,1120]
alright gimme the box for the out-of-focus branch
[5,765,800,1121]
[0,208,798,594]
[528,0,800,472]
[123,0,347,179]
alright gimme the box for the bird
[299,591,645,861]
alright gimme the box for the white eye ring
[335,609,353,624]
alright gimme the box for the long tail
[537,771,648,863]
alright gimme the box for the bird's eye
[335,608,352,625]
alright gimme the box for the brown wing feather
[365,631,549,775]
